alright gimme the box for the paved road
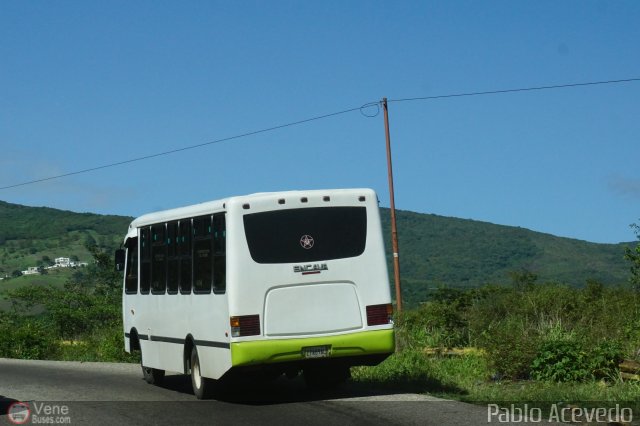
[0,358,549,425]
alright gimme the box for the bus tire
[190,346,215,399]
[141,355,165,385]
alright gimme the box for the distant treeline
[380,208,635,305]
[0,200,131,241]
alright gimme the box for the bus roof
[124,188,376,241]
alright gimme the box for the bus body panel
[139,341,183,373]
[197,346,233,379]
[125,290,231,376]
[264,282,362,336]
[230,329,394,367]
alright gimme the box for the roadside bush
[394,309,434,351]
[0,316,59,360]
[477,315,541,380]
[88,322,138,363]
[396,287,470,350]
[466,282,628,380]
[58,322,139,363]
[531,338,622,382]
[571,283,640,348]
[531,338,589,382]
[588,340,624,380]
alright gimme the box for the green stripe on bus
[230,329,394,366]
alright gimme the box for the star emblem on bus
[300,235,314,249]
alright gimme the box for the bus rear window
[243,207,367,264]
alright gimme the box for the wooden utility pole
[382,98,403,312]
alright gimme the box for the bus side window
[125,237,138,294]
[167,221,179,294]
[151,223,167,294]
[193,215,213,294]
[213,214,226,294]
[140,227,151,294]
[179,219,192,294]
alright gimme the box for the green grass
[3,269,74,288]
[352,350,488,395]
[57,326,140,363]
[351,350,640,409]
[0,269,74,310]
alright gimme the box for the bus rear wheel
[141,359,165,385]
[190,346,216,399]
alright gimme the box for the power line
[387,77,640,103]
[0,105,365,190]
[2,77,639,190]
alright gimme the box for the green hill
[381,208,634,304]
[0,200,634,306]
[0,200,132,278]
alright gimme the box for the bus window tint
[151,224,167,294]
[243,207,367,264]
[125,237,138,294]
[167,221,179,294]
[179,219,192,294]
[193,216,212,293]
[140,227,151,293]
[213,214,226,293]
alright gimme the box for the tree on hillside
[624,222,640,291]
[509,268,538,290]
[68,244,121,299]
[84,233,97,248]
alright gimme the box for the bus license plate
[302,345,330,359]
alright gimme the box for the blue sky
[1,1,638,243]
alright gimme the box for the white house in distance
[50,257,88,269]
[54,257,71,267]
[21,266,40,275]
[18,256,89,276]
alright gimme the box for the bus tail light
[366,304,393,326]
[230,315,261,337]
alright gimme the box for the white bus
[116,188,395,399]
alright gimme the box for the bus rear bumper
[230,328,394,367]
